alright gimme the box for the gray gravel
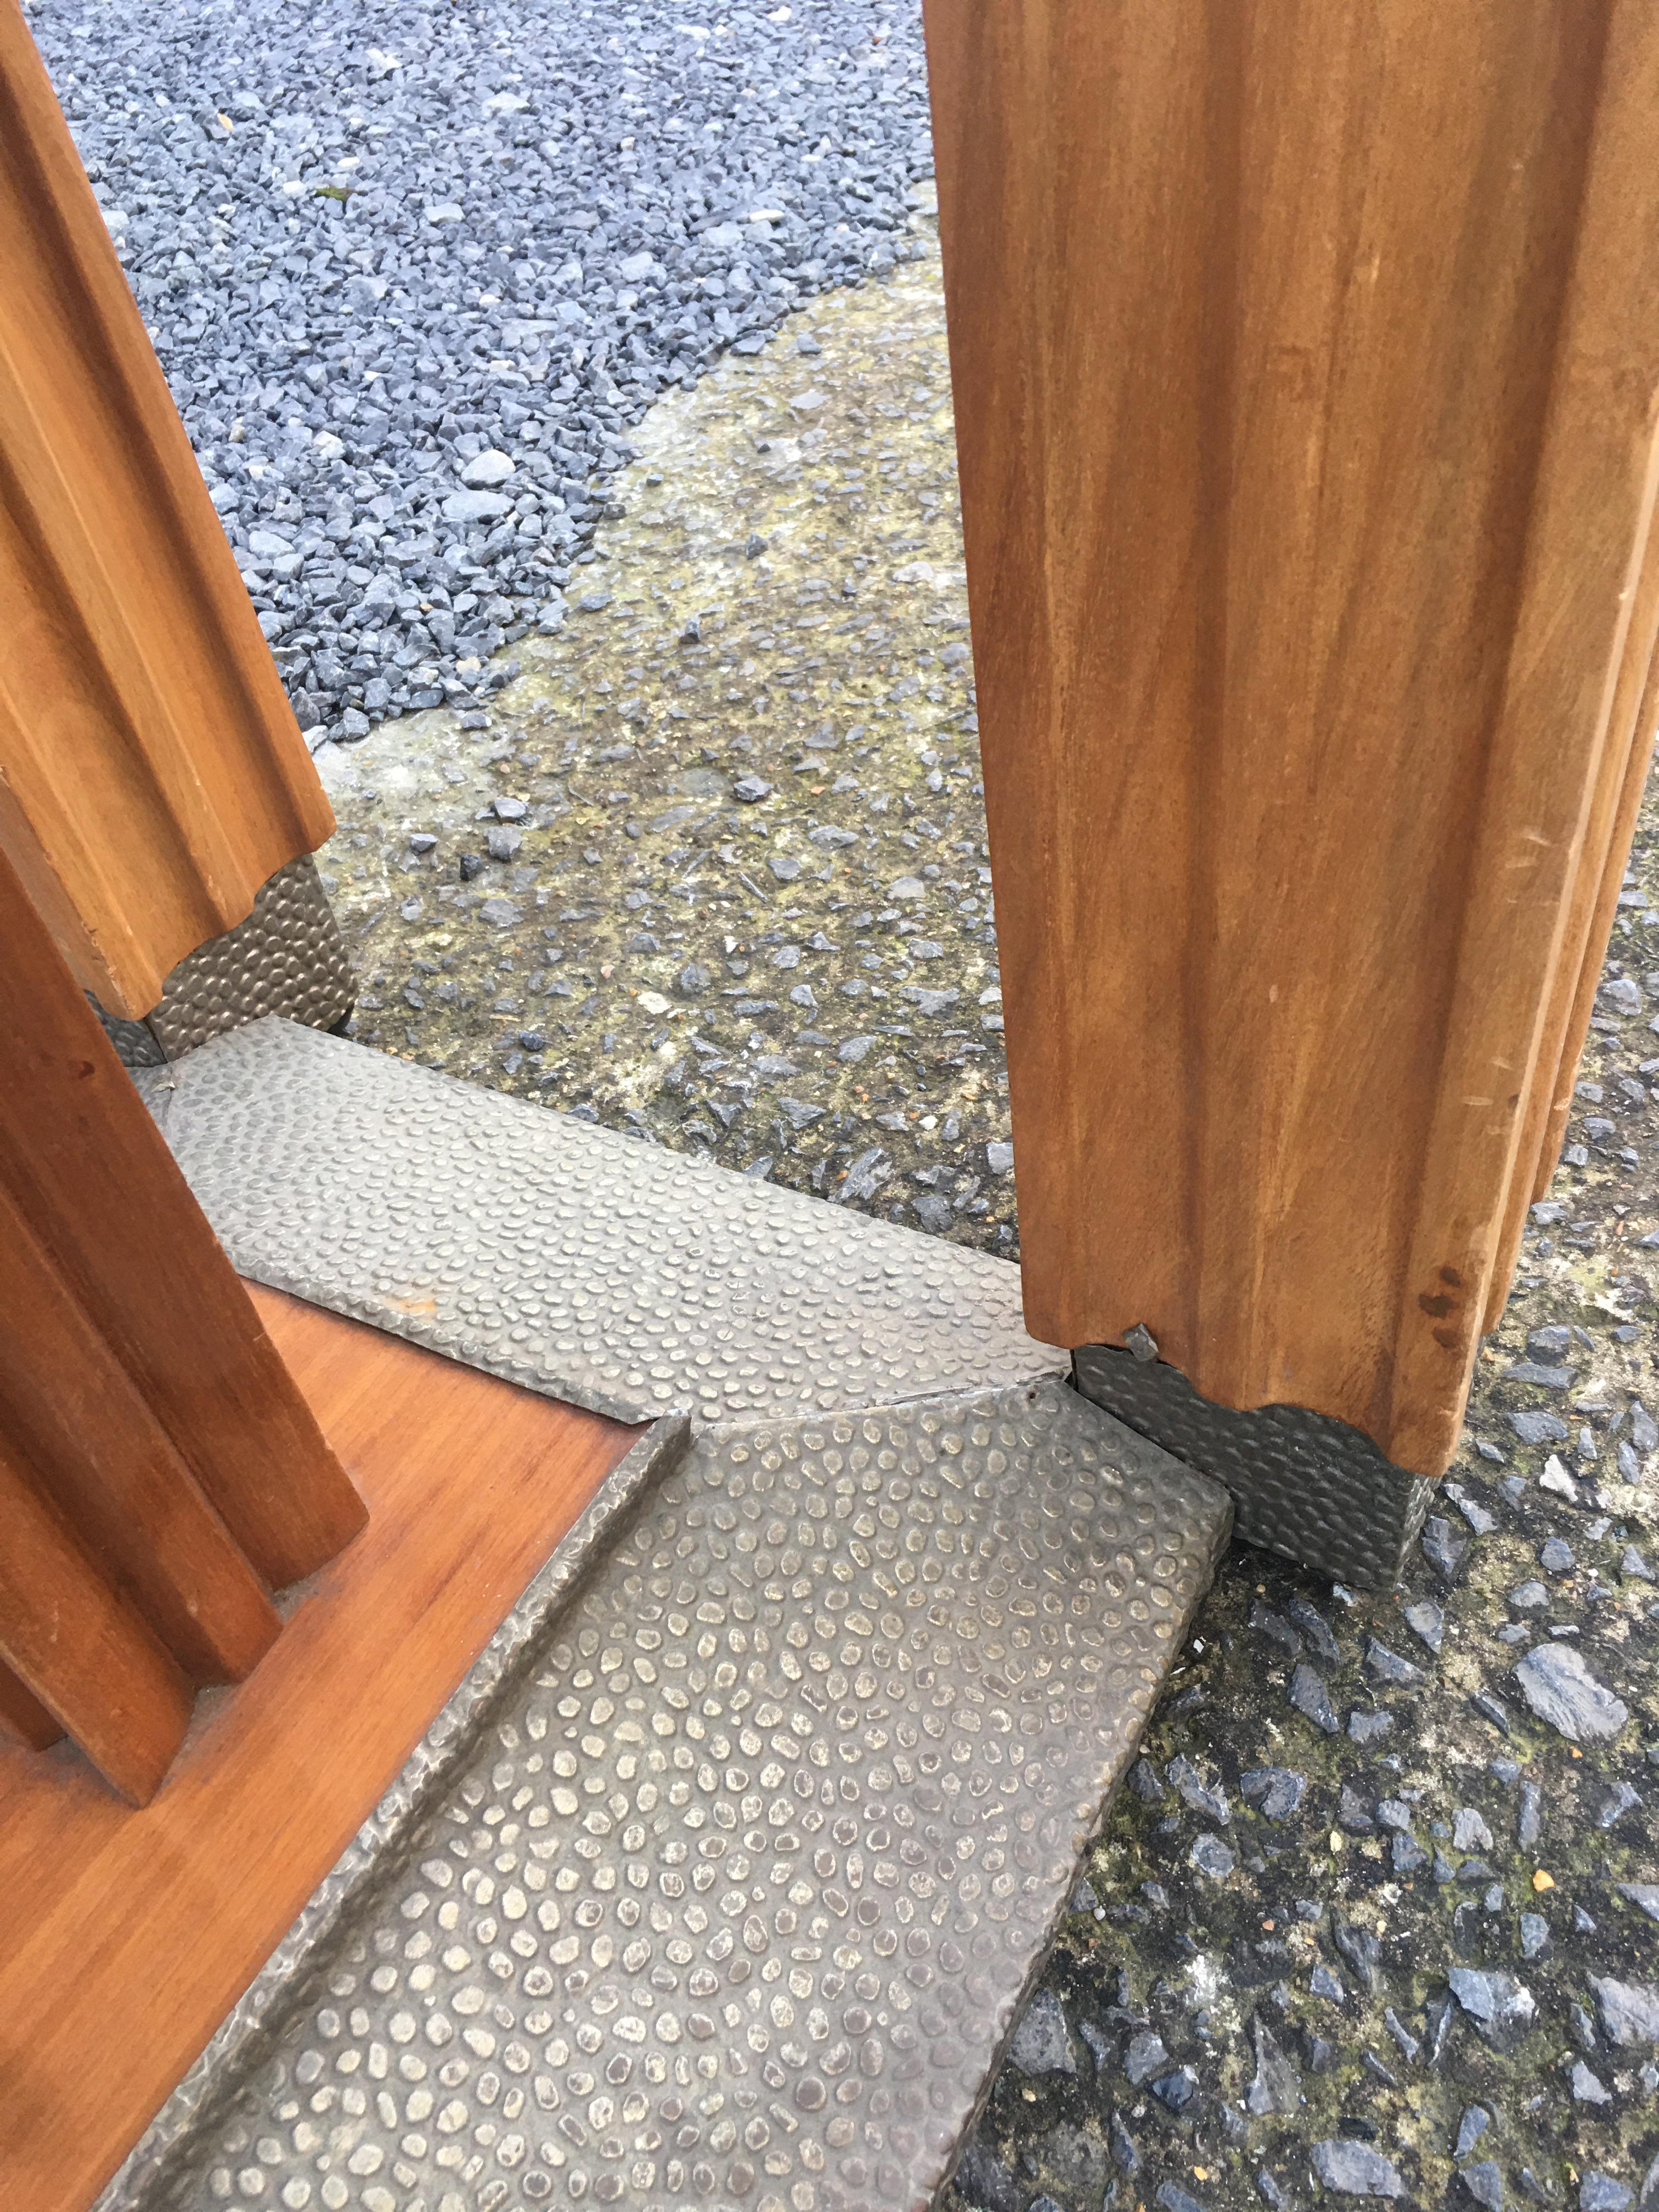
[29,0,932,743]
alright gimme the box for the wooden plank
[0,1437,194,1806]
[0,1173,280,1687]
[925,0,1659,1476]
[0,0,333,1014]
[0,1664,60,1754]
[0,1286,642,2212]
[0,843,368,1589]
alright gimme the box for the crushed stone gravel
[28,0,933,744]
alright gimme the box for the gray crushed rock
[1514,1640,1632,1743]
[1590,1977,1659,2049]
[1311,2138,1408,2198]
[31,0,932,744]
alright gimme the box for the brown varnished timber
[0,1286,641,2212]
[0,1435,195,1808]
[0,1173,281,1689]
[924,0,1659,1476]
[0,844,368,1596]
[0,0,334,1013]
[0,1664,61,1754]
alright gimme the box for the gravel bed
[27,0,932,744]
[312,224,1015,1247]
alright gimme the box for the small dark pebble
[1127,1757,1165,1804]
[1288,1661,1339,1733]
[1124,2030,1169,2086]
[1454,2106,1491,2158]
[1310,2139,1407,2199]
[1151,2066,1197,2113]
[1403,1598,1444,1651]
[1109,2113,1141,2175]
[1581,2178,1634,2212]
[1365,1637,1424,1687]
[1241,1767,1306,1821]
[1286,1595,1342,1664]
[1423,1515,1471,1579]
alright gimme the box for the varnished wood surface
[0,844,366,1613]
[0,1435,194,1808]
[0,1286,640,2212]
[0,0,333,1014]
[0,844,364,1798]
[0,1172,280,1693]
[0,1663,61,1753]
[926,0,1659,1475]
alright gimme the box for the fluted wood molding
[0,843,366,1802]
[926,0,1659,1477]
[0,0,334,1018]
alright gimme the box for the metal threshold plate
[135,1018,1064,1427]
[122,1381,1230,2212]
[120,1022,1231,2211]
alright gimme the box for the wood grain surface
[0,844,367,1622]
[0,1664,61,1754]
[925,0,1659,1475]
[0,1286,641,2212]
[0,0,333,1014]
[0,1435,195,1808]
[0,1170,281,1692]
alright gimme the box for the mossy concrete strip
[313,209,1014,1260]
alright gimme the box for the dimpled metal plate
[1072,1344,1434,1590]
[100,1421,690,2212]
[129,1380,1231,2212]
[134,1017,1064,1427]
[145,855,354,1058]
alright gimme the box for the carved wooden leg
[924,0,1659,1576]
[0,0,343,1024]
[0,843,366,1799]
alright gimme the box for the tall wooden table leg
[923,0,1659,1578]
[0,843,366,1799]
[0,0,349,1041]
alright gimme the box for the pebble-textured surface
[136,1015,1061,1427]
[143,855,355,1057]
[101,1420,689,2212]
[1072,1347,1435,1594]
[30,0,933,746]
[126,1380,1231,2212]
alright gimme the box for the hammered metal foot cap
[1073,1342,1432,1589]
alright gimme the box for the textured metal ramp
[136,1019,1063,1427]
[120,1380,1230,2212]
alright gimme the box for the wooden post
[0,0,335,1017]
[0,843,367,1802]
[924,0,1659,1487]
